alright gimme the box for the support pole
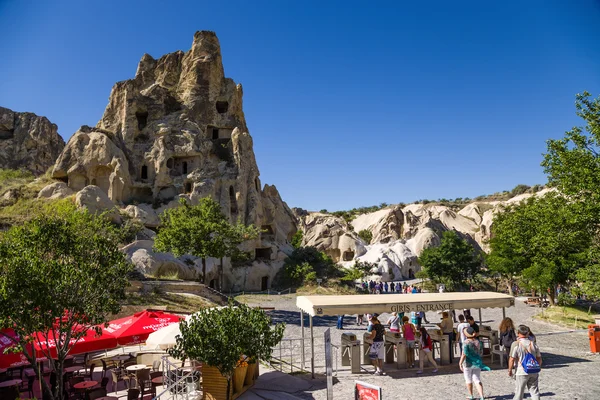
[478,308,482,324]
[310,315,315,379]
[502,307,506,320]
[301,311,305,369]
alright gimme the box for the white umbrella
[145,307,228,349]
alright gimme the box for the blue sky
[1,1,599,211]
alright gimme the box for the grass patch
[534,305,596,329]
[121,291,216,317]
[0,197,75,226]
[297,283,357,295]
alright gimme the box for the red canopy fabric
[103,310,182,346]
[0,329,32,368]
[33,326,118,358]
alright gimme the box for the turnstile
[362,332,373,365]
[341,333,361,373]
[428,329,451,365]
[384,331,407,368]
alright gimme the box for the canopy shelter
[296,292,515,317]
[296,292,515,377]
[102,310,182,346]
[0,329,34,368]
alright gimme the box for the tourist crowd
[347,312,542,400]
[361,280,422,294]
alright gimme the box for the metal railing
[227,288,293,297]
[152,356,201,400]
[269,337,339,376]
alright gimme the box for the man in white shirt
[456,314,470,355]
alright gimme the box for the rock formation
[297,189,552,281]
[50,31,298,290]
[0,107,65,174]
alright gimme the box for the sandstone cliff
[298,189,552,281]
[0,107,65,174]
[50,31,297,290]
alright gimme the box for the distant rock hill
[295,189,552,281]
[0,107,65,175]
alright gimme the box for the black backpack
[501,329,516,348]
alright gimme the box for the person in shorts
[509,325,542,400]
[367,314,386,375]
[459,327,489,400]
[456,314,471,355]
[401,315,416,367]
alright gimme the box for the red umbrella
[33,326,118,358]
[0,329,33,368]
[103,310,182,346]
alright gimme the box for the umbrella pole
[301,311,305,369]
[310,315,314,379]
[478,308,482,324]
[502,307,506,320]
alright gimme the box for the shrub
[358,229,373,244]
[274,247,339,288]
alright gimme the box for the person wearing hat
[367,313,386,375]
[459,327,490,400]
[509,325,542,400]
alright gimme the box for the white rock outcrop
[37,182,74,200]
[75,185,122,223]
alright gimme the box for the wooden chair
[137,368,152,399]
[127,388,140,400]
[88,387,108,400]
[19,373,35,399]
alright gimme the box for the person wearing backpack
[508,325,542,400]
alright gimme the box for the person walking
[387,312,401,332]
[402,316,416,368]
[456,314,470,355]
[336,315,344,329]
[466,315,480,336]
[390,282,395,293]
[499,317,517,357]
[384,282,389,293]
[356,313,364,326]
[416,326,438,374]
[438,311,455,363]
[509,325,542,400]
[459,327,489,400]
[367,314,386,375]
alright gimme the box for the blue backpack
[520,342,541,374]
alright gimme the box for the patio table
[126,364,148,372]
[0,379,22,388]
[73,380,98,390]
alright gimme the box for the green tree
[154,197,258,285]
[169,303,284,400]
[291,230,303,249]
[358,229,373,244]
[510,184,530,197]
[418,230,482,290]
[275,246,338,287]
[488,193,593,302]
[0,205,131,400]
[542,92,600,208]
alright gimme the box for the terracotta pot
[245,362,257,385]
[233,365,248,393]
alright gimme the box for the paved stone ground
[239,294,600,400]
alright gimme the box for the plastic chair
[491,344,507,368]
[101,358,115,378]
[152,359,161,372]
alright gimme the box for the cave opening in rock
[166,158,174,169]
[185,182,192,193]
[136,111,148,131]
[0,129,15,139]
[255,178,260,192]
[141,165,148,180]
[229,186,237,214]
[409,269,415,279]
[91,179,96,186]
[212,128,219,140]
[182,161,188,175]
[209,279,219,289]
[261,276,269,291]
[255,248,272,260]
[216,101,229,113]
[342,250,355,261]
